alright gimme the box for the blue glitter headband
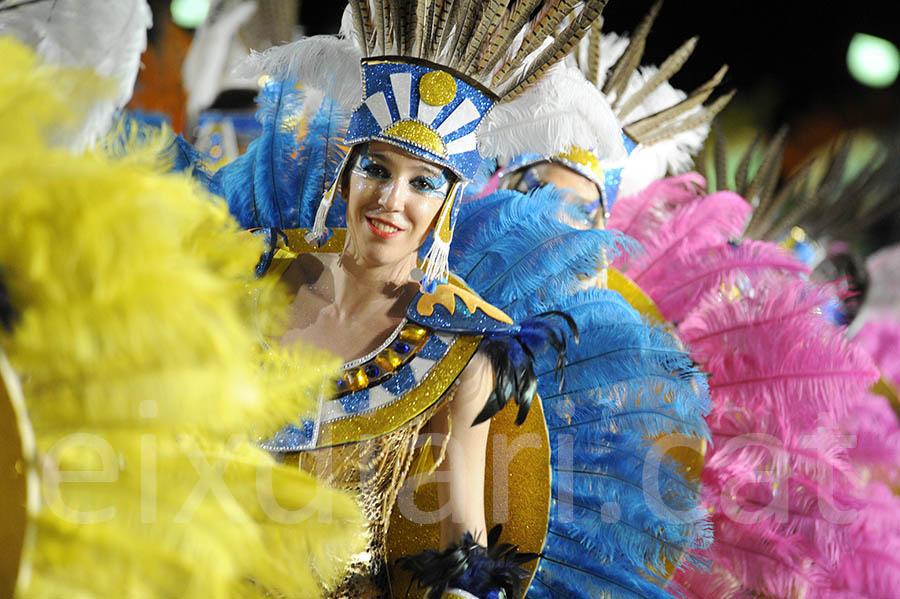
[345,57,497,181]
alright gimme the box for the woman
[230,2,616,598]
[274,139,496,552]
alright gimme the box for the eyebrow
[368,151,443,178]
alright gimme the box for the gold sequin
[419,70,457,107]
[417,283,514,325]
[317,335,480,448]
[607,268,665,325]
[387,396,552,597]
[384,120,447,157]
[555,146,605,183]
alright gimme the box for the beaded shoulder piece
[259,229,515,452]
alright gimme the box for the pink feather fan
[610,175,899,598]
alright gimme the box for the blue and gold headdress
[239,0,611,291]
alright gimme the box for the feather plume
[480,0,544,74]
[346,1,370,56]
[479,65,626,162]
[610,164,900,598]
[450,185,711,597]
[0,0,152,151]
[608,172,709,239]
[0,40,366,597]
[462,0,504,68]
[618,36,697,122]
[626,65,728,141]
[614,191,752,286]
[585,21,603,86]
[636,89,734,148]
[505,2,607,101]
[643,240,809,323]
[202,82,350,232]
[853,317,900,387]
[602,0,660,99]
[233,36,363,112]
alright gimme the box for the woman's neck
[331,251,417,320]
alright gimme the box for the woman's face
[344,141,451,268]
[503,161,604,229]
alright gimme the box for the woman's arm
[427,351,494,548]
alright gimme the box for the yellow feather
[0,38,365,599]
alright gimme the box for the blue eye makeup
[411,171,450,196]
[353,153,390,180]
[350,146,450,198]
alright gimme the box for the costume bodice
[258,233,518,597]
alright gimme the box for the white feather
[233,36,364,112]
[586,32,713,189]
[479,65,626,162]
[182,0,259,122]
[0,0,152,151]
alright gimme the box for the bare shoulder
[450,350,495,421]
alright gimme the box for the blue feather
[185,79,351,231]
[449,188,711,599]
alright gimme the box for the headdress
[238,0,611,291]
[498,2,733,215]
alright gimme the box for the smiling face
[343,141,452,269]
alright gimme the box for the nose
[378,181,407,212]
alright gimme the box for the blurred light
[847,33,900,88]
[171,0,210,29]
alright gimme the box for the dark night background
[140,0,899,247]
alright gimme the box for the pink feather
[642,240,810,323]
[852,317,900,387]
[820,481,900,598]
[616,190,754,285]
[607,175,900,598]
[607,172,709,238]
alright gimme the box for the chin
[350,231,415,268]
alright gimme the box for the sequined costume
[175,2,712,598]
[258,234,505,597]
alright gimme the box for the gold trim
[316,335,481,448]
[385,120,448,157]
[0,350,36,597]
[283,228,347,254]
[417,283,514,325]
[608,268,665,325]
[387,396,551,598]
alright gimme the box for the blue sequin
[407,292,513,334]
[259,419,315,451]
[419,334,450,360]
[393,341,411,354]
[345,59,496,180]
[382,364,416,397]
[339,389,371,414]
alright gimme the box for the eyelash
[360,161,444,193]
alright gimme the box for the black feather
[396,525,538,599]
[0,268,17,332]
[475,311,578,427]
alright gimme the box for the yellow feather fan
[0,37,364,598]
